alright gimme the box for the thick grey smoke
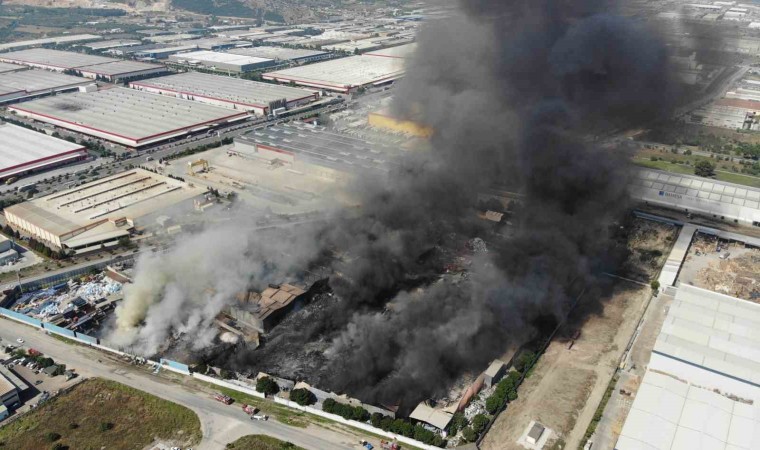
[303,0,679,406]
[110,0,679,408]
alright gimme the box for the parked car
[251,414,268,421]
[34,380,42,385]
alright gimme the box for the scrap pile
[697,251,760,301]
[11,274,123,319]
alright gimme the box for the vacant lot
[481,282,650,450]
[0,378,201,450]
[226,434,305,450]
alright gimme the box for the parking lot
[1,339,78,417]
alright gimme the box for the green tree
[472,414,490,434]
[650,280,660,291]
[485,394,502,414]
[695,160,715,177]
[255,376,279,395]
[462,427,478,442]
[289,388,316,406]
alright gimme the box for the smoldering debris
[108,0,682,409]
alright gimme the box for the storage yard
[4,168,207,250]
[129,71,319,116]
[0,69,92,104]
[678,232,760,302]
[9,87,250,147]
[0,123,88,180]
[7,271,124,333]
[162,143,345,214]
[263,54,406,93]
[168,50,275,73]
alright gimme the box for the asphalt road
[0,318,364,450]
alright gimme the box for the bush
[321,398,369,422]
[515,351,537,373]
[45,432,61,442]
[51,444,64,450]
[462,427,478,442]
[255,376,279,396]
[650,280,660,291]
[68,423,78,429]
[485,395,502,414]
[290,388,316,406]
[99,422,113,432]
[472,414,490,434]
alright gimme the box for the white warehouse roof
[9,87,249,147]
[0,123,87,179]
[169,50,273,66]
[629,168,760,226]
[0,48,116,70]
[129,71,317,111]
[0,69,91,101]
[263,54,405,92]
[617,285,760,450]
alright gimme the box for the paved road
[0,318,364,450]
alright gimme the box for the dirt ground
[480,282,651,450]
[679,233,760,301]
[621,219,679,282]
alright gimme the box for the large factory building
[629,169,760,227]
[168,50,275,73]
[0,49,167,81]
[129,71,318,116]
[0,69,92,105]
[0,123,88,180]
[5,168,206,251]
[9,87,250,148]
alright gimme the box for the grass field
[634,158,760,188]
[226,434,304,449]
[0,378,201,450]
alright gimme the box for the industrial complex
[0,69,92,104]
[263,52,407,93]
[4,168,206,250]
[9,87,250,148]
[0,123,88,180]
[129,71,319,116]
[0,49,167,82]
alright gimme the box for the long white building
[629,169,760,227]
[129,72,318,116]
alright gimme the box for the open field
[226,434,305,450]
[480,282,651,450]
[0,378,201,450]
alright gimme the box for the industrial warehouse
[9,87,250,148]
[0,62,23,74]
[0,69,92,104]
[617,285,760,450]
[629,169,760,226]
[263,53,406,93]
[168,50,275,73]
[0,48,166,81]
[0,123,88,180]
[233,122,404,174]
[4,168,206,250]
[129,71,319,115]
[225,46,331,64]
